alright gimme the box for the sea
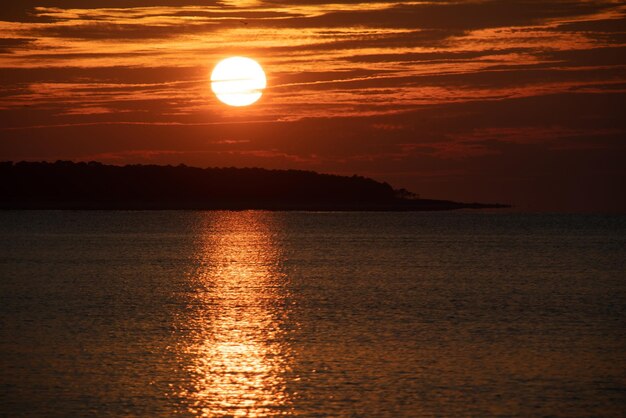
[0,211,625,417]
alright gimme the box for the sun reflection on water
[176,212,294,416]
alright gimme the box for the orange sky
[1,1,625,211]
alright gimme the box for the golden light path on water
[175,212,294,416]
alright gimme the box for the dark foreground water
[1,211,625,417]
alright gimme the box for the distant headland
[1,161,510,211]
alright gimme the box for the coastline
[0,200,510,211]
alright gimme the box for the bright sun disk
[211,56,266,107]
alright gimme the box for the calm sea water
[0,211,625,417]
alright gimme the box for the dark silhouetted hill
[0,161,510,210]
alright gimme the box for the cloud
[257,1,616,30]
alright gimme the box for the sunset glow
[1,2,626,416]
[0,1,625,210]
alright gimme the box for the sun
[210,56,267,107]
